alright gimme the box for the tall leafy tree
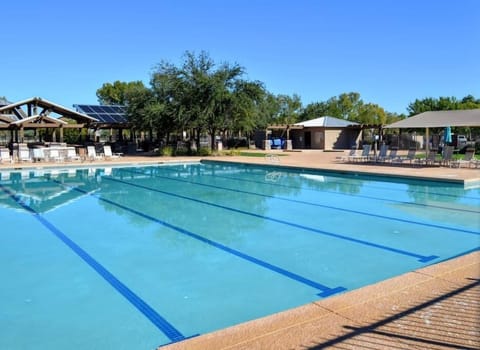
[406,95,480,115]
[272,94,303,125]
[96,80,145,105]
[299,101,330,121]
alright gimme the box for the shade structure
[384,109,480,128]
[444,126,452,143]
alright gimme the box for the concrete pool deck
[1,149,479,349]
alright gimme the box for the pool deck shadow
[161,251,479,350]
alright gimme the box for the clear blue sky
[1,0,479,114]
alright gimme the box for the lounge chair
[66,147,81,162]
[372,144,388,162]
[47,148,64,162]
[32,148,46,162]
[440,146,454,167]
[103,145,122,159]
[451,147,476,168]
[417,149,438,166]
[0,148,13,163]
[18,148,32,162]
[348,144,371,162]
[87,146,104,161]
[337,146,357,162]
[393,148,417,164]
[383,148,399,163]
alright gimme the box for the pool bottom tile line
[107,173,440,263]
[50,179,347,298]
[0,184,190,344]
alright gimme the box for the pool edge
[159,250,480,349]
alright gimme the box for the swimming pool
[0,162,478,349]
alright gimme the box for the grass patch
[221,150,287,157]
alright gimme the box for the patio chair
[393,148,417,164]
[383,148,399,163]
[18,148,32,162]
[336,146,357,162]
[348,144,371,162]
[32,148,46,162]
[0,148,13,163]
[451,148,476,168]
[440,146,454,167]
[417,149,439,166]
[87,146,104,161]
[103,145,121,159]
[47,148,64,162]
[372,144,388,162]
[66,147,81,162]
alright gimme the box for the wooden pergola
[0,97,98,143]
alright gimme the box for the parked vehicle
[452,134,476,152]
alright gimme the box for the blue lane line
[50,180,347,297]
[0,184,187,343]
[201,162,480,201]
[105,175,439,263]
[192,165,480,215]
[216,173,480,214]
[124,168,479,236]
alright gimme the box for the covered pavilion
[0,97,98,144]
[384,109,480,152]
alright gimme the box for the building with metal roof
[289,116,362,150]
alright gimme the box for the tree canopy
[407,95,480,116]
[92,51,478,149]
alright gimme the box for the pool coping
[160,250,479,350]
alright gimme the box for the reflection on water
[0,164,478,229]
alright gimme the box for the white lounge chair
[18,148,32,162]
[87,146,104,161]
[103,145,122,159]
[32,148,46,162]
[66,147,81,162]
[0,148,13,163]
[47,148,64,162]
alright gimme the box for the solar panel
[74,104,129,124]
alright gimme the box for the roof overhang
[267,124,304,130]
[385,109,480,128]
[11,114,68,127]
[0,97,98,123]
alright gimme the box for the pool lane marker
[0,184,188,344]
[201,162,480,201]
[139,167,479,233]
[49,180,347,298]
[106,175,439,263]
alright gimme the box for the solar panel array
[75,105,129,124]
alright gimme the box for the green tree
[299,101,330,121]
[325,92,363,120]
[272,94,303,124]
[96,80,146,105]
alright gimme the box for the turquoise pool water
[0,162,479,349]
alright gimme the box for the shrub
[159,146,174,156]
[197,147,212,156]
